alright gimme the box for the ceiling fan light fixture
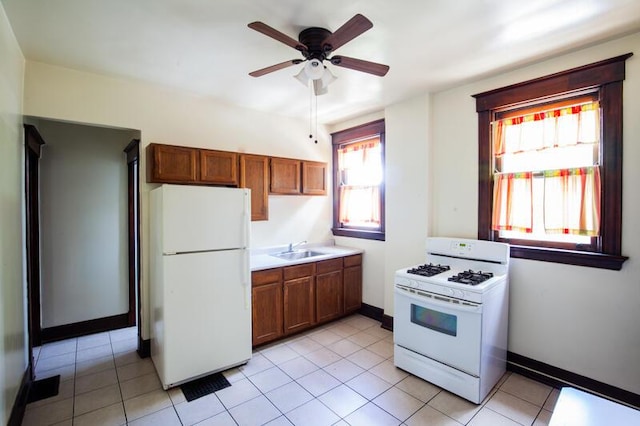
[313,67,337,96]
[305,58,324,80]
[294,68,308,86]
[321,67,337,86]
[313,79,327,96]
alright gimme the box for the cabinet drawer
[284,263,315,280]
[316,258,343,274]
[343,254,362,267]
[252,268,282,286]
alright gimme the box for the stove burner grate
[448,270,494,286]
[407,263,451,277]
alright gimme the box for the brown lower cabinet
[283,264,316,334]
[315,258,344,324]
[252,254,363,347]
[251,268,283,346]
[343,254,363,314]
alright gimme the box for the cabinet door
[343,265,362,314]
[252,269,283,346]
[252,282,283,346]
[316,269,344,324]
[283,276,315,334]
[239,154,269,221]
[147,143,198,183]
[200,149,238,186]
[302,161,327,195]
[270,157,301,194]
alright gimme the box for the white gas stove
[394,237,510,404]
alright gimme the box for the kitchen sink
[271,250,325,260]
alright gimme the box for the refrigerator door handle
[243,190,250,249]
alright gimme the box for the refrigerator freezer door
[159,185,249,254]
[152,249,251,388]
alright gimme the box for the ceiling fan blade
[248,22,307,52]
[249,59,303,77]
[330,56,389,76]
[322,14,373,52]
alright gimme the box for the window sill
[509,245,628,270]
[332,228,385,241]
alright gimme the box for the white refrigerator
[149,184,252,389]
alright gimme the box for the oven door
[394,286,482,376]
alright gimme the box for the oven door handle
[396,287,482,314]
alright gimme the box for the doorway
[24,121,141,357]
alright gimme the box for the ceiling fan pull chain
[315,94,318,144]
[309,83,313,140]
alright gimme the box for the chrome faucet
[288,240,307,252]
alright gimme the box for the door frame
[124,139,145,355]
[24,125,45,357]
[24,125,141,346]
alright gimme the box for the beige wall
[0,4,25,424]
[3,0,637,414]
[430,33,640,394]
[23,61,334,340]
[37,120,134,327]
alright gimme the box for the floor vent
[180,372,231,402]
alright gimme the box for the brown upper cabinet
[147,143,238,186]
[302,161,328,195]
[240,154,269,221]
[270,157,301,194]
[147,143,198,183]
[200,149,238,186]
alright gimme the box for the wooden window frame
[473,54,632,270]
[331,119,385,241]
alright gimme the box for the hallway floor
[23,314,558,425]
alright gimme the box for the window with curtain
[492,98,601,243]
[338,137,382,228]
[473,54,631,270]
[331,120,385,241]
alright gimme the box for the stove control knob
[455,290,465,298]
[445,287,455,296]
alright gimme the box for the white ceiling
[3,0,640,124]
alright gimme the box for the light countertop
[250,241,363,271]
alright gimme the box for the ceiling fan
[248,14,389,94]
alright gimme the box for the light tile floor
[24,314,559,425]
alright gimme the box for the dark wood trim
[138,338,151,358]
[24,125,44,354]
[7,367,32,426]
[509,245,627,270]
[381,314,393,331]
[600,81,624,256]
[123,138,140,163]
[473,53,633,112]
[507,351,640,409]
[24,124,45,155]
[477,110,492,242]
[331,119,385,145]
[331,228,385,241]
[41,313,130,343]
[331,119,386,241]
[474,54,631,268]
[358,303,384,322]
[124,139,140,327]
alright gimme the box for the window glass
[492,99,599,244]
[338,137,382,228]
